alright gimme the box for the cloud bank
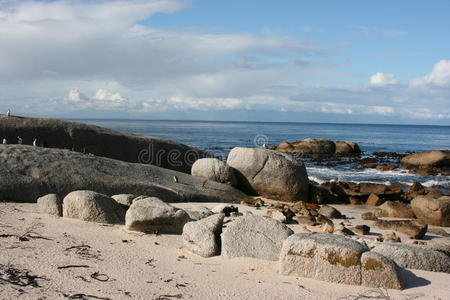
[0,0,449,124]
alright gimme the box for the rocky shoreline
[1,116,449,298]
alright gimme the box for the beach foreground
[1,201,449,300]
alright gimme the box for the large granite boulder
[111,194,138,208]
[411,196,450,227]
[279,233,369,286]
[227,147,309,202]
[371,243,450,273]
[360,251,404,290]
[222,215,294,261]
[275,139,360,156]
[0,145,248,203]
[125,197,191,234]
[0,116,209,173]
[401,150,450,168]
[182,214,224,257]
[37,194,62,216]
[63,190,126,224]
[191,158,237,187]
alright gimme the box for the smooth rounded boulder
[182,214,224,257]
[279,233,369,286]
[191,158,238,187]
[360,251,404,290]
[63,190,125,224]
[411,195,450,227]
[275,139,360,156]
[125,197,190,234]
[221,215,294,261]
[227,147,309,202]
[37,194,62,216]
[112,194,138,208]
[401,150,450,168]
[374,201,415,219]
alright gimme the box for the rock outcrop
[374,201,415,219]
[401,150,450,175]
[227,147,309,202]
[371,243,450,273]
[275,139,360,156]
[0,116,209,173]
[191,158,237,187]
[279,233,405,288]
[0,145,248,203]
[125,197,191,234]
[63,190,125,224]
[373,219,427,239]
[37,194,62,216]
[411,196,450,227]
[182,214,224,257]
[221,215,294,261]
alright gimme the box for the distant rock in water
[275,138,361,156]
[0,116,209,173]
[401,150,450,176]
[0,145,248,203]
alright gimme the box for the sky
[1,0,450,124]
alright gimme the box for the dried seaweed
[0,264,47,288]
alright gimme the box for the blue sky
[1,0,450,124]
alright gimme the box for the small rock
[383,232,401,243]
[349,197,363,205]
[185,206,214,221]
[374,219,427,239]
[361,212,378,221]
[182,214,224,257]
[334,224,355,236]
[267,210,287,223]
[295,215,317,226]
[37,194,62,216]
[318,205,342,219]
[366,193,383,206]
[351,225,370,235]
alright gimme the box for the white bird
[2,138,6,144]
[33,138,37,146]
[17,136,22,144]
[262,143,268,149]
[6,109,10,117]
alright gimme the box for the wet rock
[318,205,342,219]
[371,243,450,273]
[191,158,238,187]
[366,193,383,206]
[37,194,62,216]
[374,201,415,219]
[182,214,224,257]
[222,215,294,261]
[361,251,404,290]
[227,147,309,202]
[279,233,369,285]
[374,219,427,239]
[411,195,450,227]
[63,190,125,224]
[125,197,190,234]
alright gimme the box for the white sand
[1,201,449,300]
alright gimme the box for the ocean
[78,119,450,189]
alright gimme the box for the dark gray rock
[0,145,249,203]
[0,116,209,173]
[125,197,191,234]
[63,190,125,224]
[222,215,294,260]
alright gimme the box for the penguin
[2,138,6,144]
[17,136,22,144]
[173,176,178,183]
[33,138,38,146]
[6,109,10,117]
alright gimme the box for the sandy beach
[1,201,449,300]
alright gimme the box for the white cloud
[410,60,450,87]
[370,72,398,85]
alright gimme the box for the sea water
[77,119,450,189]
